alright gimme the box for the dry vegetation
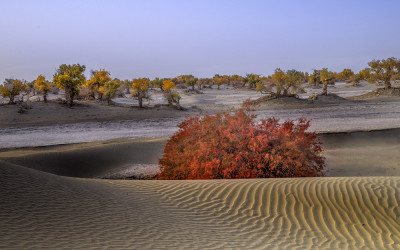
[1,57,399,111]
[158,107,325,179]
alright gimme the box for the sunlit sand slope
[1,161,400,249]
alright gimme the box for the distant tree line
[1,57,399,107]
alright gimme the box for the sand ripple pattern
[1,161,400,249]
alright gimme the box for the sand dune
[0,138,166,178]
[1,161,399,249]
[2,128,399,179]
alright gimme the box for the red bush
[158,108,325,180]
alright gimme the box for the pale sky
[1,0,399,81]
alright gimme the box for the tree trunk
[64,88,69,105]
[8,95,14,104]
[175,98,181,110]
[322,82,328,95]
[65,88,73,107]
[43,90,48,103]
[167,94,172,106]
[384,78,392,89]
[67,95,73,107]
[138,97,143,108]
[26,91,31,109]
[217,84,220,90]
[88,89,95,100]
[192,85,195,91]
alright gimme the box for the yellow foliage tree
[162,79,175,91]
[349,73,362,87]
[213,75,229,89]
[176,75,198,91]
[197,78,212,90]
[229,75,245,87]
[257,69,303,96]
[34,74,51,102]
[339,68,354,83]
[99,80,120,105]
[131,78,151,108]
[53,64,86,107]
[86,69,111,100]
[0,79,27,104]
[358,68,371,81]
[244,74,260,88]
[320,68,336,95]
[151,77,163,90]
[307,70,321,88]
[368,57,400,89]
[162,79,181,108]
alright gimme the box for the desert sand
[1,82,400,151]
[1,81,399,130]
[1,161,400,249]
[1,83,400,249]
[1,99,400,149]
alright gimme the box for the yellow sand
[1,161,399,249]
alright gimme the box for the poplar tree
[53,64,86,107]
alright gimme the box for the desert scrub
[158,107,325,179]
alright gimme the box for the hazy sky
[1,0,400,81]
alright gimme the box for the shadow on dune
[0,139,166,178]
[320,128,400,176]
[1,128,399,178]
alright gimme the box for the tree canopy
[53,64,86,107]
[99,79,120,105]
[319,68,336,95]
[162,79,181,108]
[0,78,27,104]
[339,68,354,82]
[176,75,198,90]
[245,74,261,89]
[151,77,163,90]
[307,69,321,88]
[213,74,229,89]
[368,57,400,89]
[34,75,51,102]
[86,69,111,100]
[131,78,151,108]
[257,69,303,96]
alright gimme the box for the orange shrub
[158,108,325,179]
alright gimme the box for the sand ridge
[1,161,399,249]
